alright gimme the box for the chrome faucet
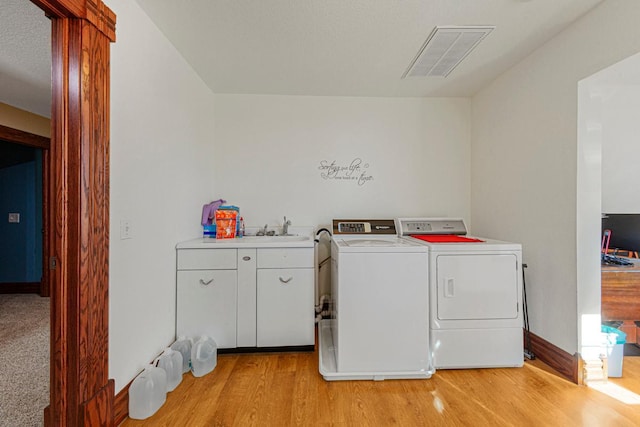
[282,216,292,236]
[257,224,268,236]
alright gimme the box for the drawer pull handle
[199,278,214,286]
[279,277,293,284]
[243,256,251,261]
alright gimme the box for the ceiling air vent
[403,26,495,78]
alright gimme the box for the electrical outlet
[120,219,132,240]
[8,213,20,223]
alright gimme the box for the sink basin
[199,234,312,248]
[242,235,309,242]
[181,227,315,249]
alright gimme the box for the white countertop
[176,227,315,249]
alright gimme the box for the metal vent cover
[403,26,495,78]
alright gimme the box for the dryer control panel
[332,219,396,235]
[396,218,467,236]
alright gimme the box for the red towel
[410,234,484,243]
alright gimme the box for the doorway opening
[0,135,48,295]
[577,50,640,363]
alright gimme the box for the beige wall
[0,102,50,137]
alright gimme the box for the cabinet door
[257,268,314,347]
[177,270,237,348]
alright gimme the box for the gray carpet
[0,294,49,427]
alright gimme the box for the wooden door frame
[27,0,116,425]
[0,124,50,297]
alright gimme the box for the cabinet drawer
[176,269,237,348]
[257,248,314,269]
[177,249,237,270]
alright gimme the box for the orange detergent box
[215,207,238,239]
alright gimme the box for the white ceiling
[1,0,606,118]
[133,0,603,97]
[0,0,51,118]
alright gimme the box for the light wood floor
[122,348,640,426]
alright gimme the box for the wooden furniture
[601,259,640,344]
[605,248,640,259]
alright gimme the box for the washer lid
[342,238,415,247]
[410,234,483,243]
[333,236,429,252]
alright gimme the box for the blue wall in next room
[0,156,42,283]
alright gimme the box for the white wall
[212,95,471,229]
[471,0,640,355]
[601,85,640,213]
[108,0,216,392]
[105,4,471,391]
[214,95,471,299]
[108,0,640,391]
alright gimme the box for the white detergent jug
[156,347,183,392]
[128,365,167,420]
[191,335,217,377]
[170,337,193,374]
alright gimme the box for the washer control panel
[333,219,396,235]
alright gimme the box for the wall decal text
[318,158,374,186]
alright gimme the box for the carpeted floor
[0,294,49,427]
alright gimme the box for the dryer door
[436,254,518,320]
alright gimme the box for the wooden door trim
[28,0,116,425]
[0,124,50,148]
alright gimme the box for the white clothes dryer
[397,218,523,369]
[318,219,433,381]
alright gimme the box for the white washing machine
[397,218,523,369]
[318,219,433,381]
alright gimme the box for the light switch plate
[120,219,132,240]
[8,213,20,223]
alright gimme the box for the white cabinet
[176,269,237,348]
[176,242,314,350]
[256,248,314,347]
[257,268,314,346]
